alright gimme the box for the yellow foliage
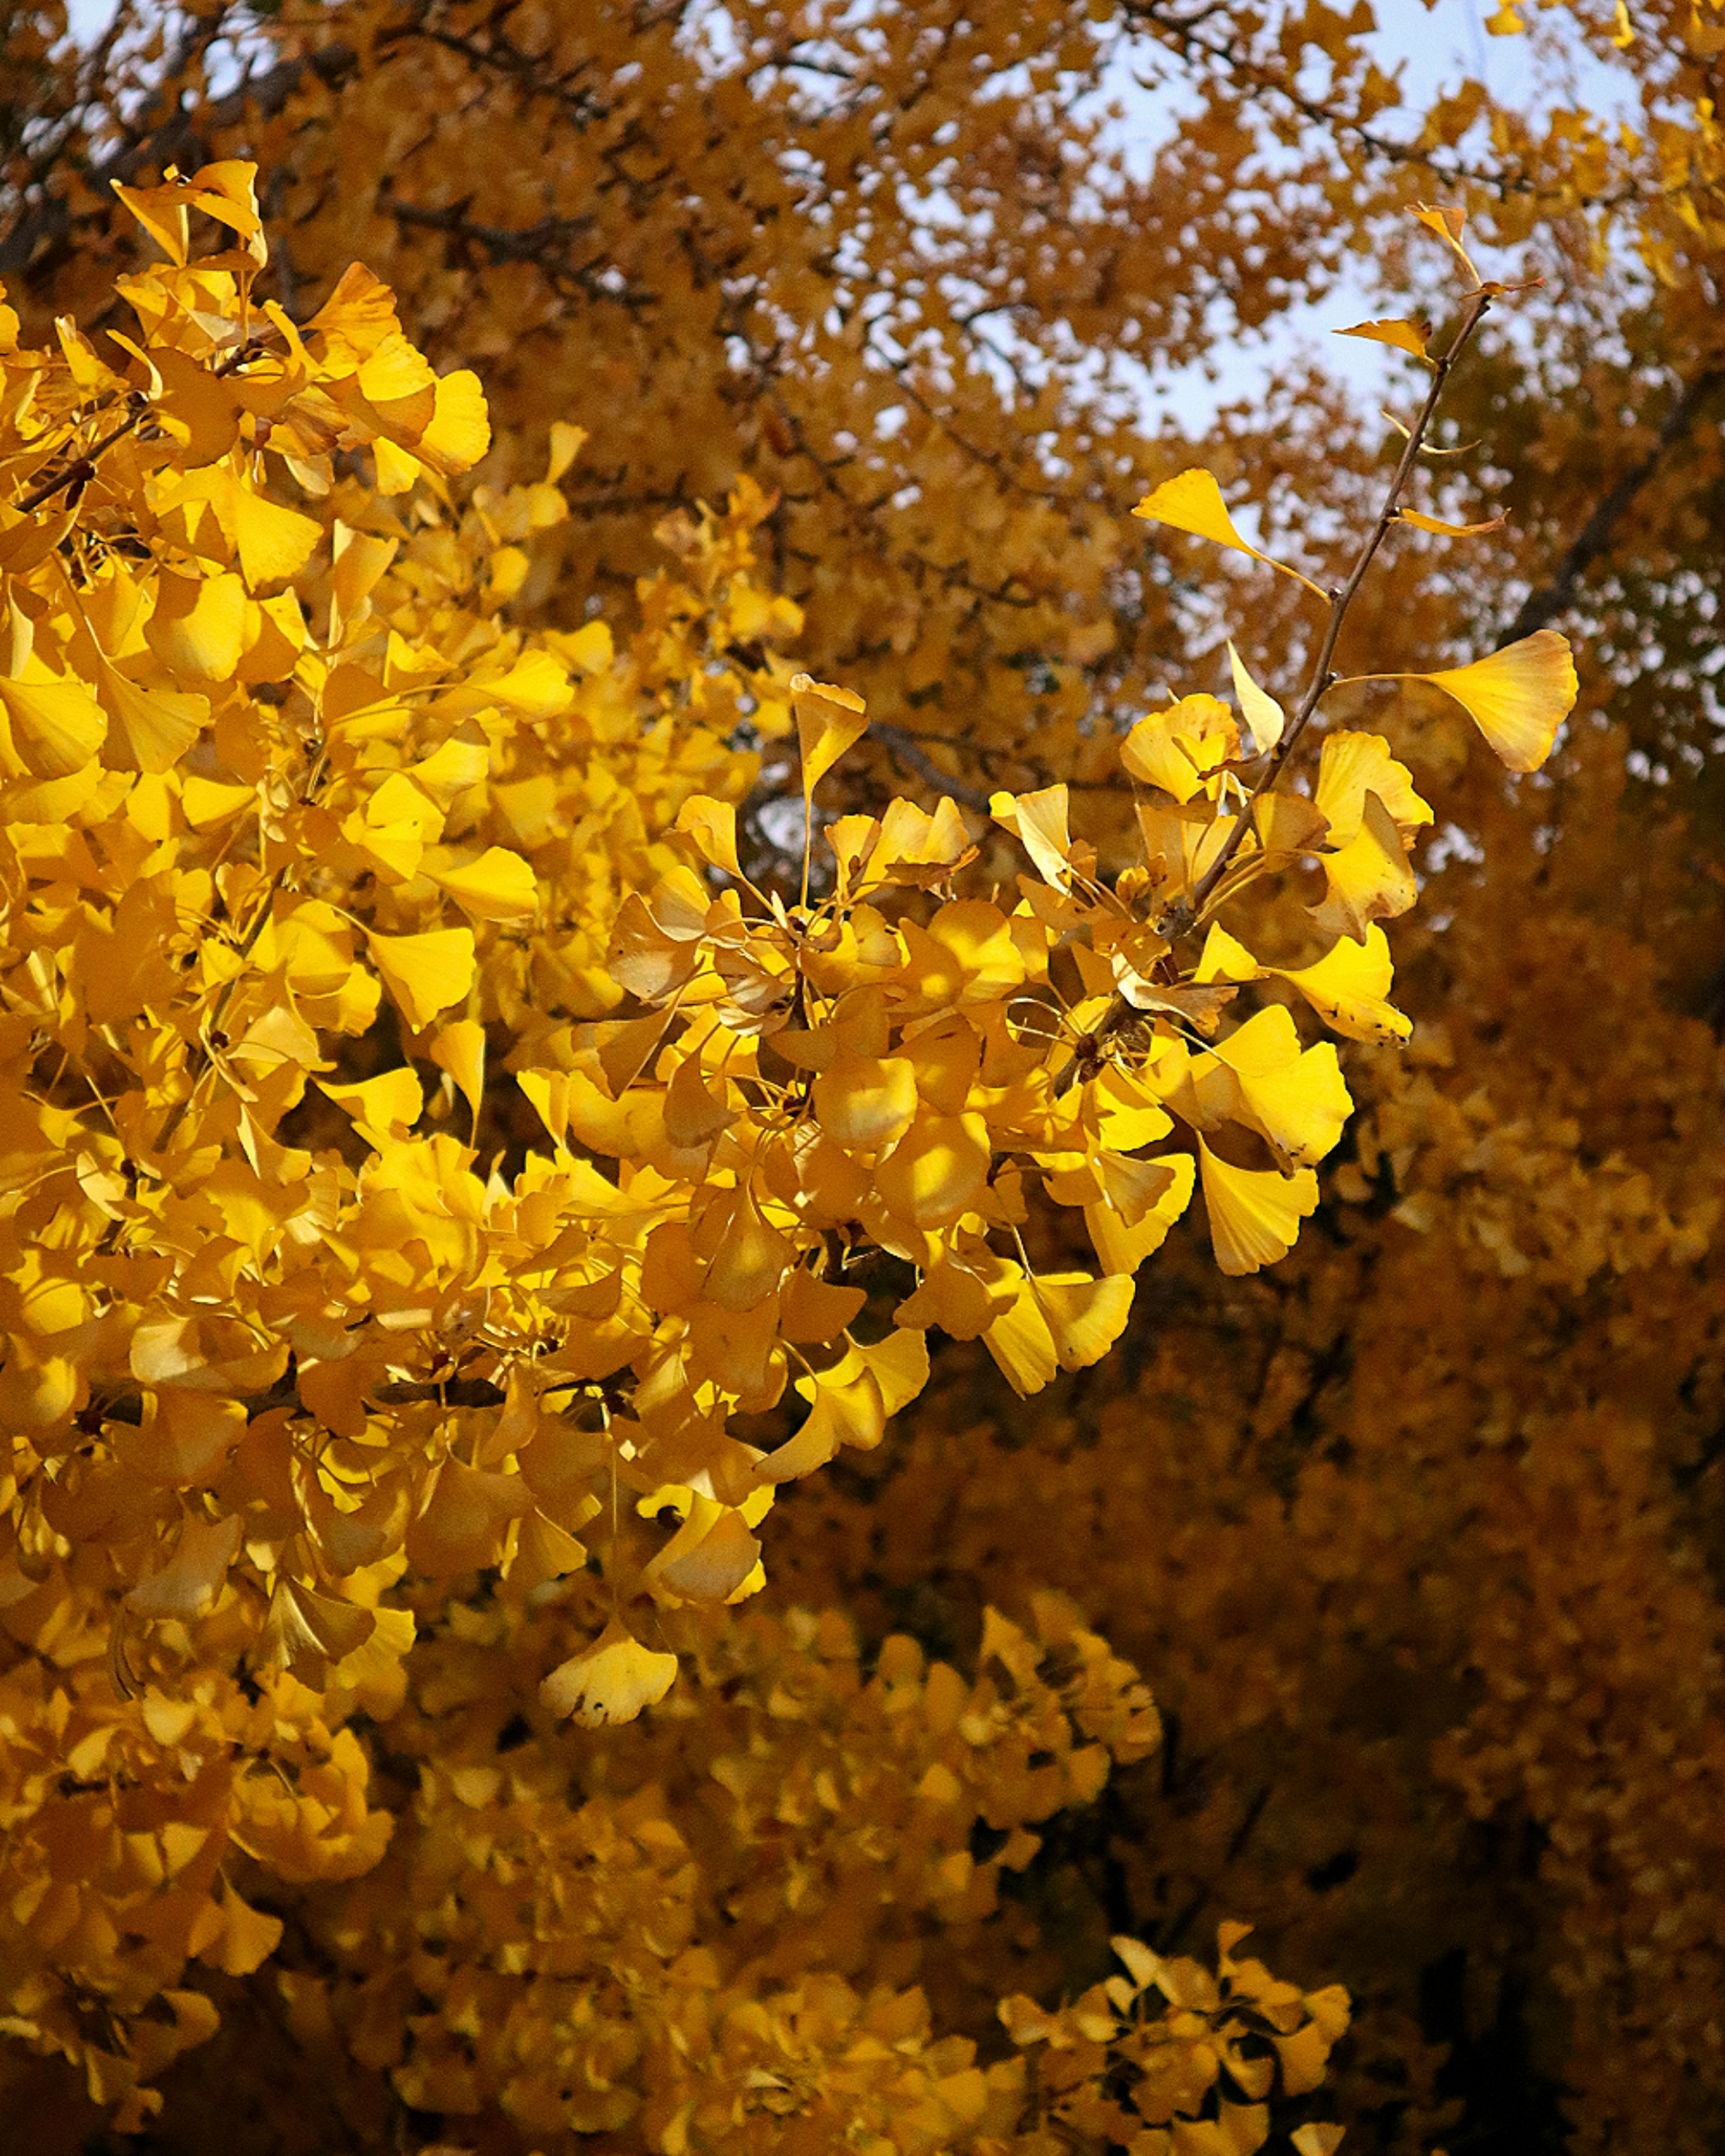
[0,35,1688,2145]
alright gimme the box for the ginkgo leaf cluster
[0,163,1579,2141]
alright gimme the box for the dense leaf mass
[0,4,1720,2154]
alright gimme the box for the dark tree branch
[1500,365,1725,643]
[0,45,357,282]
[871,722,994,809]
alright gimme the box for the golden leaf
[1311,791,1418,943]
[1227,641,1285,754]
[992,783,1075,888]
[1121,694,1240,802]
[813,1050,919,1150]
[432,846,538,922]
[367,927,477,1029]
[1032,1271,1136,1372]
[1415,629,1579,772]
[1132,469,1326,598]
[0,657,106,776]
[677,794,743,878]
[1198,1141,1320,1276]
[1276,926,1411,1045]
[1398,507,1506,537]
[428,1019,486,1121]
[876,1110,991,1228]
[1335,316,1432,361]
[123,1513,243,1621]
[1314,732,1432,845]
[540,1619,678,1726]
[792,672,868,804]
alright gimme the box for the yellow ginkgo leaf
[1415,629,1579,772]
[645,1492,763,1604]
[0,657,106,776]
[813,1050,919,1150]
[1398,507,1506,537]
[94,659,206,775]
[145,568,247,681]
[432,846,538,921]
[167,464,323,589]
[1275,927,1412,1045]
[1213,1006,1354,1168]
[145,341,245,463]
[849,1327,929,1418]
[992,783,1075,888]
[698,1184,794,1310]
[676,794,743,878]
[123,1512,243,1621]
[792,672,868,803]
[258,1576,376,1683]
[428,1019,486,1122]
[1121,694,1240,801]
[982,1266,1059,1397]
[406,1456,531,1576]
[1097,1151,1180,1225]
[1031,1271,1136,1373]
[663,1051,737,1146]
[780,1265,867,1343]
[893,1250,1015,1338]
[1314,732,1432,845]
[546,418,586,485]
[686,1296,783,1406]
[1312,791,1418,943]
[203,1882,284,1980]
[1413,201,1481,283]
[318,1067,424,1147]
[1198,1141,1320,1277]
[331,523,398,627]
[1196,923,1261,984]
[875,1110,991,1228]
[1227,641,1285,754]
[1132,469,1326,599]
[181,772,251,828]
[415,368,491,474]
[1335,316,1431,361]
[540,1620,678,1726]
[112,178,190,264]
[870,793,976,885]
[758,1363,886,1482]
[368,926,477,1030]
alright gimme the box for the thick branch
[1501,364,1725,642]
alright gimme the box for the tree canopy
[0,6,1719,2154]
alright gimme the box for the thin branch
[10,340,257,515]
[871,722,994,809]
[0,45,357,281]
[1184,287,1493,919]
[1054,289,1493,1095]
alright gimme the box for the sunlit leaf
[540,1619,678,1725]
